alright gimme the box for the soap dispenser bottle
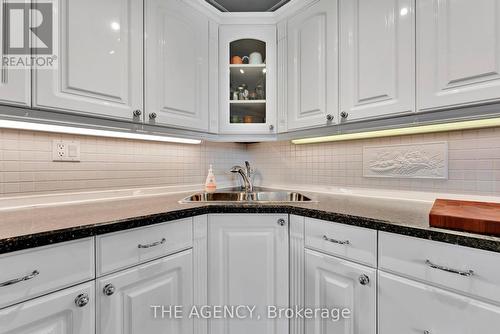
[205,165,217,193]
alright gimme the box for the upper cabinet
[0,2,31,108]
[418,0,500,111]
[339,0,415,122]
[4,0,500,139]
[33,0,143,121]
[145,0,210,131]
[219,25,277,134]
[287,0,338,131]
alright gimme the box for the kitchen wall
[0,128,246,196]
[248,127,500,196]
[1,126,500,197]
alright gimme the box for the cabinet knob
[358,274,370,285]
[133,109,142,117]
[277,218,286,226]
[340,111,349,119]
[74,293,90,307]
[103,284,116,296]
[269,124,275,131]
[326,114,334,121]
[149,112,157,120]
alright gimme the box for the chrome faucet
[230,161,254,192]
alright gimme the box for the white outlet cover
[52,140,81,162]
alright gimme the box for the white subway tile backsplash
[248,127,500,196]
[1,126,500,197]
[0,129,246,196]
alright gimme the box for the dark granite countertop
[1,188,500,254]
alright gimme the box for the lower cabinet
[379,271,500,334]
[305,249,377,334]
[208,214,289,334]
[0,282,95,334]
[97,249,193,334]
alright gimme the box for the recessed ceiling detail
[206,0,291,12]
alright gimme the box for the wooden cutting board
[430,199,500,237]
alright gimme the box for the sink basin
[180,191,312,203]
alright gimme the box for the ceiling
[206,0,291,12]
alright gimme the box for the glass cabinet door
[229,39,267,125]
[219,25,276,135]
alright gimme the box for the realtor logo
[2,0,58,68]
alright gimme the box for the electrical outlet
[52,140,80,162]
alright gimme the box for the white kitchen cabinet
[0,2,31,108]
[0,0,31,107]
[219,25,277,135]
[97,250,193,334]
[287,0,338,131]
[379,232,500,305]
[379,271,500,334]
[0,282,95,334]
[208,214,288,334]
[0,238,94,309]
[145,0,209,131]
[33,0,143,121]
[418,0,500,111]
[339,0,414,122]
[305,249,376,334]
[96,218,192,276]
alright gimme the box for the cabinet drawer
[379,271,500,334]
[305,218,377,267]
[0,238,94,309]
[379,232,500,304]
[97,218,193,276]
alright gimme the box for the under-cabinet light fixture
[0,119,202,144]
[291,117,500,145]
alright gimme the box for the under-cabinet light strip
[291,117,500,145]
[0,119,202,144]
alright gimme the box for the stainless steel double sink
[180,189,312,203]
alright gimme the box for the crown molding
[188,0,320,24]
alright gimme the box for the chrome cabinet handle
[0,270,40,287]
[149,112,157,120]
[425,259,474,277]
[269,124,275,131]
[326,114,334,121]
[359,274,370,285]
[103,284,115,296]
[74,293,90,307]
[322,235,350,245]
[340,111,349,119]
[277,218,286,226]
[133,109,142,117]
[138,238,166,249]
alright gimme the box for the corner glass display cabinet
[219,25,276,134]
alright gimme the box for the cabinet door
[379,271,500,334]
[97,250,193,334]
[33,0,143,121]
[305,249,376,334]
[0,2,31,108]
[219,25,277,135]
[287,0,338,131]
[340,0,414,121]
[145,0,209,131]
[208,214,289,334]
[0,282,95,334]
[418,0,500,111]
